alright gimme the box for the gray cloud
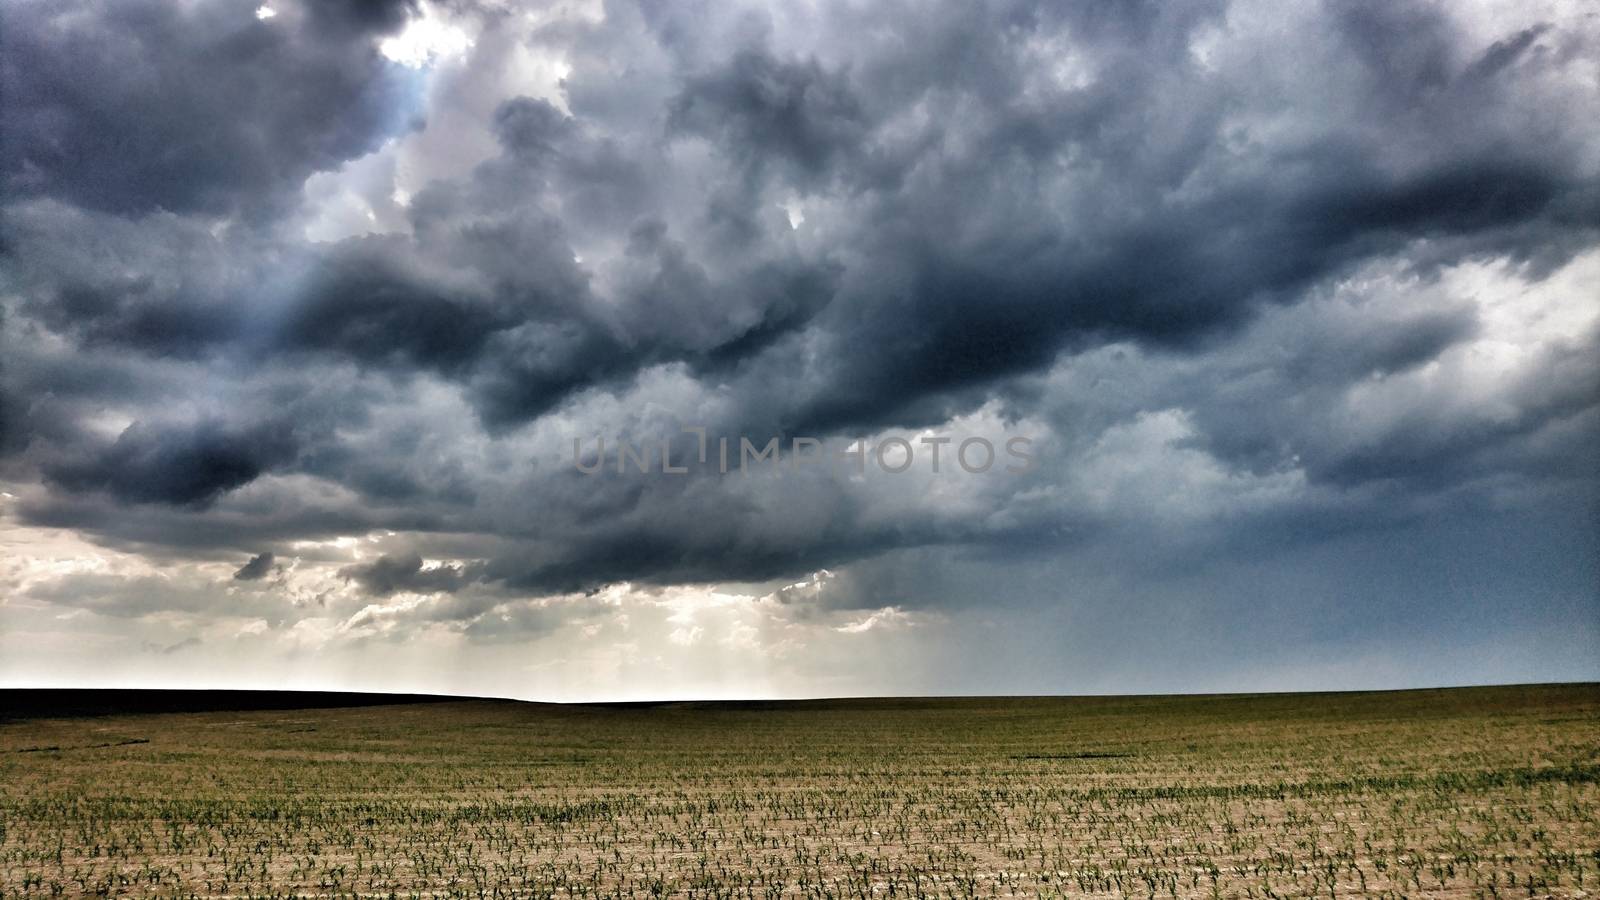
[668,50,868,184]
[0,0,420,218]
[0,0,1595,690]
[43,419,300,508]
[232,552,277,581]
[339,552,482,597]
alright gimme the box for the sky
[0,0,1596,701]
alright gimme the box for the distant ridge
[1,683,1593,722]
[0,688,513,722]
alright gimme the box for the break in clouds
[0,0,1596,699]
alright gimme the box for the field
[1,685,1597,898]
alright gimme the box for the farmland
[1,684,1597,898]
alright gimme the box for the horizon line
[3,679,1595,709]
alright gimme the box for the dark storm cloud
[43,419,299,508]
[0,0,420,218]
[1463,25,1552,82]
[0,387,17,456]
[1,201,265,359]
[380,0,1595,439]
[668,50,868,184]
[0,0,1596,646]
[0,312,20,457]
[1165,302,1600,492]
[233,552,277,581]
[278,236,520,374]
[407,95,844,425]
[777,133,1590,433]
[492,519,901,596]
[340,552,481,597]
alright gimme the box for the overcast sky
[1,0,1596,700]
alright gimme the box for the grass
[1,684,1596,898]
